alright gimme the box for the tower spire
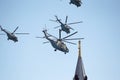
[78,40,81,58]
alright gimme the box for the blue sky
[0,0,120,80]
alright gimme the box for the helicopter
[69,0,82,7]
[0,25,29,42]
[50,15,82,34]
[36,29,84,54]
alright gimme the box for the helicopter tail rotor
[42,29,47,33]
[0,25,4,31]
[54,15,61,22]
[42,24,49,33]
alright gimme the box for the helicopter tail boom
[42,29,50,40]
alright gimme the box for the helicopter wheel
[54,49,57,51]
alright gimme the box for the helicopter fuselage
[70,0,81,7]
[61,24,70,34]
[2,29,18,42]
[43,30,69,54]
[49,39,69,54]
[57,19,70,33]
[0,26,29,42]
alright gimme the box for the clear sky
[0,0,120,80]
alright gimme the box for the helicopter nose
[67,30,70,34]
[66,48,69,52]
[15,37,18,42]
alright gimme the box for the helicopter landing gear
[59,29,62,31]
[54,49,57,51]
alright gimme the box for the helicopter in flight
[0,25,29,42]
[50,15,82,34]
[69,0,82,7]
[36,29,83,54]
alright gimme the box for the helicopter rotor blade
[59,29,61,39]
[15,33,29,35]
[64,38,84,40]
[65,16,68,24]
[0,33,5,35]
[36,36,45,38]
[63,40,76,45]
[36,34,52,38]
[62,31,78,39]
[54,26,61,29]
[49,19,57,22]
[43,41,49,44]
[12,26,19,34]
[68,21,83,25]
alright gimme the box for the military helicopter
[0,25,29,42]
[36,29,83,54]
[69,0,82,7]
[50,15,82,34]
